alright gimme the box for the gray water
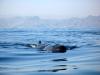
[0,29,100,75]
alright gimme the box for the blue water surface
[0,29,100,75]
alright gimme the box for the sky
[0,0,100,19]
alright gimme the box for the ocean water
[0,29,100,75]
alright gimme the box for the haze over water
[0,0,100,75]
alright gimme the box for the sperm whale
[30,41,77,53]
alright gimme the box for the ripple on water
[0,30,100,75]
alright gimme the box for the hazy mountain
[0,16,100,30]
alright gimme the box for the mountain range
[0,16,100,31]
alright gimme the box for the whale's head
[43,44,67,53]
[52,45,67,53]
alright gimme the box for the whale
[30,41,77,53]
[43,44,67,53]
